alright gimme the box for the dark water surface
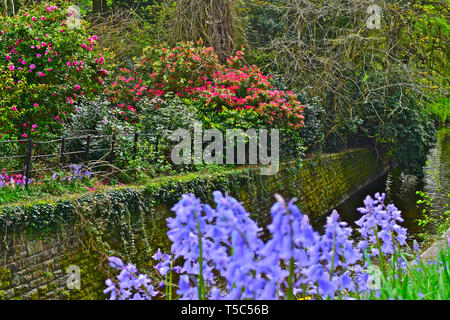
[312,127,449,247]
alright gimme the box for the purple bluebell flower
[355,193,408,257]
[103,257,158,300]
[104,191,411,300]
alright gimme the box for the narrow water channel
[312,126,449,247]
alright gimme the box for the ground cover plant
[104,191,450,300]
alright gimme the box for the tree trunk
[206,0,234,62]
[92,0,101,14]
[101,0,108,13]
[174,0,237,62]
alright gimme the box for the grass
[0,162,246,207]
[0,178,97,205]
[357,246,450,300]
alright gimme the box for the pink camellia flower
[41,16,45,21]
[38,71,45,77]
[36,53,41,58]
[6,55,11,61]
[32,124,37,129]
[22,60,27,65]
[81,44,87,48]
[66,61,71,67]
[22,133,28,138]
[33,103,38,107]
[30,64,35,69]
[48,58,52,62]
[9,65,14,71]
[92,35,98,41]
[32,16,37,21]
[87,47,92,52]
[54,115,59,120]
[74,84,81,90]
[23,123,27,127]
[11,106,17,111]
[73,61,77,66]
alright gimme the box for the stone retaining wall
[0,147,386,299]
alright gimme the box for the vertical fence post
[132,132,139,160]
[110,134,116,163]
[85,135,90,163]
[154,134,159,160]
[60,137,65,166]
[25,138,32,188]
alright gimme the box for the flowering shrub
[104,191,428,300]
[0,3,109,139]
[106,41,304,131]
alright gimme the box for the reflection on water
[312,127,449,246]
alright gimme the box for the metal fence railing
[1,130,288,188]
[0,132,162,187]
